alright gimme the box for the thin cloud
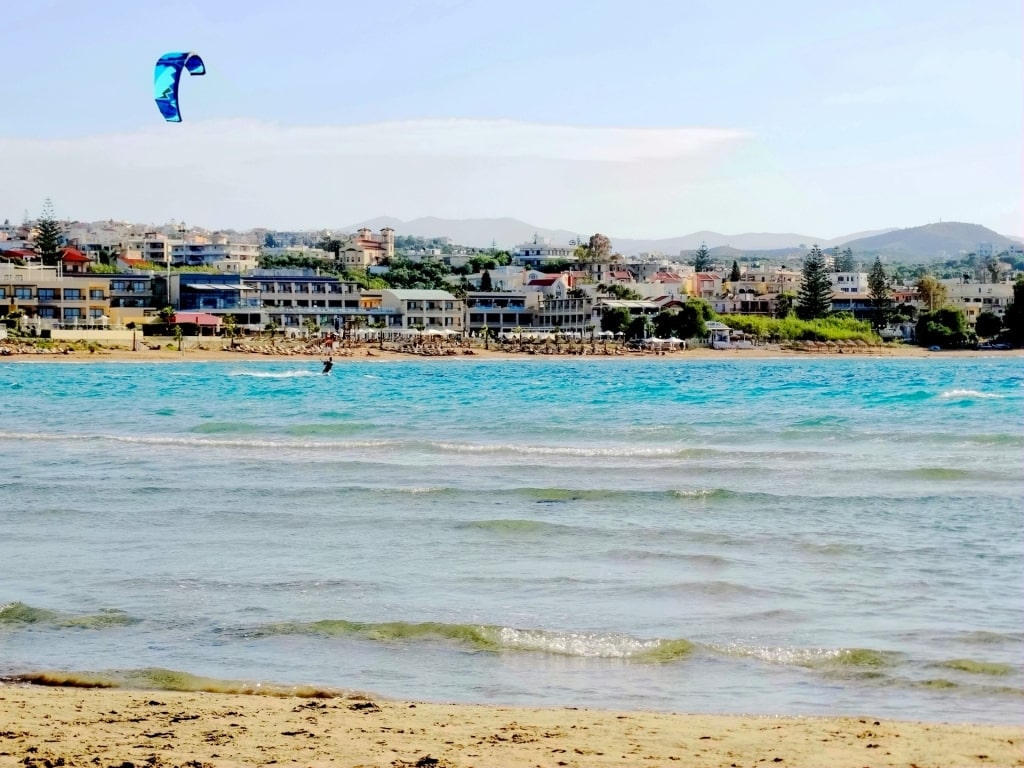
[0,119,754,233]
[4,119,751,164]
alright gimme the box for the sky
[1,0,1020,239]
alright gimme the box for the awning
[171,312,222,326]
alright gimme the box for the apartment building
[171,234,259,272]
[512,236,578,268]
[0,264,149,327]
[940,278,1015,325]
[250,270,364,331]
[380,289,463,331]
[464,291,539,334]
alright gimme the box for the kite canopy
[154,52,206,122]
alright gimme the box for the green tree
[974,311,1002,340]
[915,274,947,312]
[158,306,175,325]
[600,306,632,335]
[625,315,655,341]
[34,199,64,267]
[867,256,892,327]
[586,233,612,262]
[796,245,833,320]
[692,243,712,272]
[479,269,493,291]
[221,313,239,346]
[774,292,795,319]
[916,307,972,348]
[1001,276,1024,346]
[685,297,715,322]
[381,257,452,291]
[318,238,343,258]
[599,282,643,300]
[675,302,709,339]
[729,260,741,282]
[834,248,855,272]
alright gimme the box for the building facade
[171,235,260,272]
[379,289,463,330]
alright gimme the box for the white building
[380,289,463,330]
[830,272,870,294]
[939,278,1015,325]
[171,234,260,273]
[513,235,577,268]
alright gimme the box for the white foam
[939,389,1004,400]
[229,370,319,378]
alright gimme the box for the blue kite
[154,52,206,122]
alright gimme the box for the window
[0,289,5,298]
[37,307,56,318]
[63,308,82,319]
[90,289,105,300]
[132,281,146,292]
[15,288,32,299]
[38,289,56,300]
[89,309,105,319]
[112,281,127,291]
[63,289,82,300]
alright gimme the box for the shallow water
[1,357,1021,723]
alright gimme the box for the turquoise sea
[0,357,1021,724]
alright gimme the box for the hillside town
[1,213,1021,351]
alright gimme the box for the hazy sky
[1,0,1020,238]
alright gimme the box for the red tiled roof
[3,249,37,258]
[61,248,91,263]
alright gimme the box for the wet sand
[1,683,1021,768]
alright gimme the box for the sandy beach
[1,336,1019,363]
[1,683,1021,768]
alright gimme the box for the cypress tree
[834,247,855,272]
[34,199,64,267]
[692,243,712,272]
[796,245,833,320]
[867,256,892,327]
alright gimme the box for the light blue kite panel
[154,52,206,122]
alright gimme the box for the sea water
[0,357,1021,724]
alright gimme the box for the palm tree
[221,313,239,347]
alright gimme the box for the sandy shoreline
[2,338,1020,363]
[0,684,1020,768]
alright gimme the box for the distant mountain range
[343,217,1021,261]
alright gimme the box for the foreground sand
[0,685,1020,768]
[2,338,1020,363]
